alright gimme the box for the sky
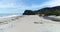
[0,0,60,14]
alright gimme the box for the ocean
[0,13,21,17]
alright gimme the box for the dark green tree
[23,6,60,16]
[23,10,35,15]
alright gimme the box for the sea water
[0,13,21,17]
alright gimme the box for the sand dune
[0,15,60,32]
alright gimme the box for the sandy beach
[0,15,60,32]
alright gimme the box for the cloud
[31,0,60,10]
[44,0,60,7]
[17,0,60,10]
[0,0,60,13]
[0,0,16,8]
[0,0,60,11]
[0,0,32,10]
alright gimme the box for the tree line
[23,6,60,16]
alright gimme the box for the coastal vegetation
[23,6,60,16]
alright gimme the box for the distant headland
[23,6,60,16]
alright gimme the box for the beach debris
[34,22,43,24]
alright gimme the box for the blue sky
[0,0,60,14]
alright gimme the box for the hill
[23,6,60,16]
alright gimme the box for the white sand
[0,15,60,32]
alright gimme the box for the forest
[23,6,60,16]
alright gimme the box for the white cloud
[19,0,60,10]
[44,0,60,7]
[32,0,60,10]
[0,0,32,10]
[0,0,16,8]
[0,0,60,13]
[0,0,60,10]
